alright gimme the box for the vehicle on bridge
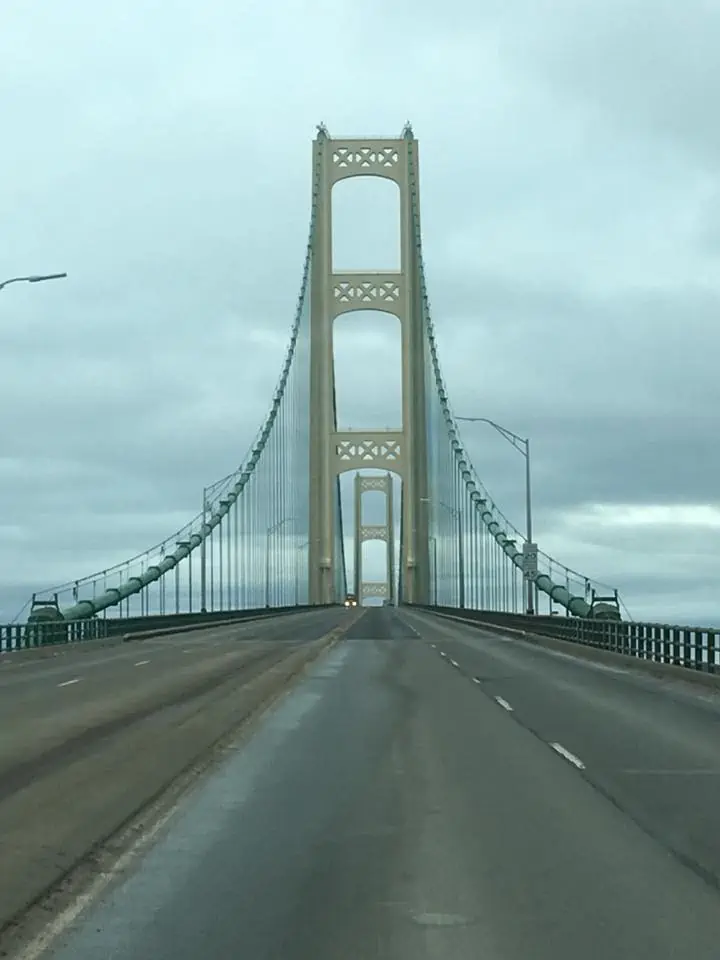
[588,589,622,621]
[344,594,358,608]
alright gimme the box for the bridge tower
[354,472,395,605]
[308,127,430,605]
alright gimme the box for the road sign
[522,541,538,580]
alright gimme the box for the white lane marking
[13,792,185,960]
[430,643,436,648]
[182,649,192,653]
[472,677,482,684]
[439,651,447,658]
[619,768,720,776]
[450,659,459,668]
[13,635,334,960]
[134,660,150,667]
[494,696,513,712]
[550,742,585,770]
[57,678,81,688]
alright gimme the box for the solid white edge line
[494,696,513,712]
[57,678,81,687]
[550,742,585,770]
[13,795,185,960]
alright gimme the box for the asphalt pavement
[404,607,720,886]
[0,607,349,941]
[0,607,345,773]
[34,607,720,960]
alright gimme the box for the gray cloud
[1,0,718,624]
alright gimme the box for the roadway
[0,609,344,775]
[27,606,720,960]
[0,607,350,943]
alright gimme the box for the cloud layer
[1,0,718,624]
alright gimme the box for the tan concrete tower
[354,473,394,605]
[308,128,430,605]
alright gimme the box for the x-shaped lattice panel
[332,147,400,172]
[361,581,389,598]
[360,524,389,543]
[336,438,401,464]
[358,475,391,493]
[333,280,400,306]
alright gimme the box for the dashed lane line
[57,678,81,688]
[134,660,151,667]
[550,742,585,770]
[427,643,586,772]
[428,640,587,775]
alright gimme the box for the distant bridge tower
[354,473,395,605]
[308,128,431,605]
[361,581,390,604]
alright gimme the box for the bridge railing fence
[412,606,718,675]
[0,603,335,654]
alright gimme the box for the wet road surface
[0,607,345,773]
[35,608,720,960]
[0,608,348,939]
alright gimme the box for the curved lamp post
[0,273,67,292]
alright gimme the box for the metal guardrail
[413,606,719,675]
[0,605,337,654]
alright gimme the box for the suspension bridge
[15,125,624,636]
[2,128,720,960]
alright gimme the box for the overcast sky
[1,0,718,625]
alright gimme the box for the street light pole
[200,487,209,613]
[456,416,535,615]
[456,508,465,609]
[176,541,191,613]
[524,437,533,547]
[524,439,538,616]
[428,535,438,604]
[265,527,272,609]
[266,518,293,608]
[295,540,309,606]
[0,272,67,291]
[422,498,463,609]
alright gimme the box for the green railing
[412,606,718,675]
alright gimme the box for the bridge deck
[15,607,720,960]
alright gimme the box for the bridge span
[2,127,717,957]
[1,607,719,959]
